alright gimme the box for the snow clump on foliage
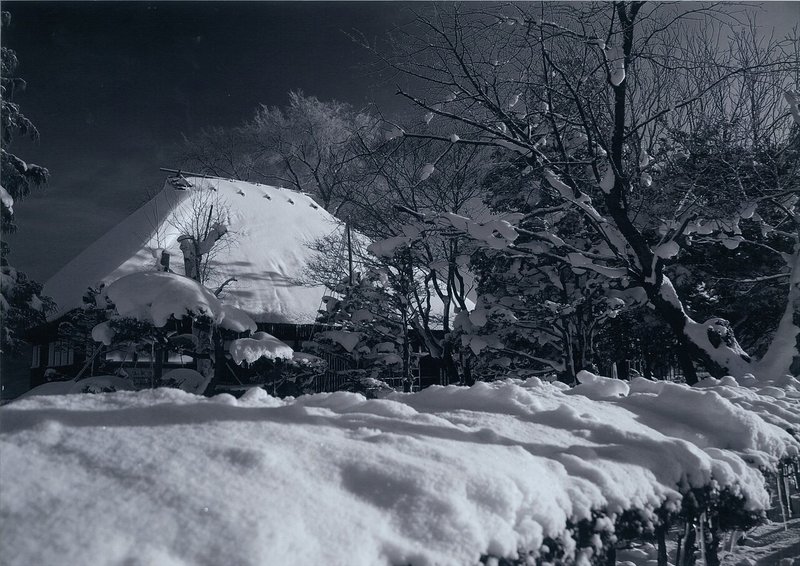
[229,331,294,365]
[100,271,224,327]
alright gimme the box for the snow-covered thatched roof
[44,176,343,324]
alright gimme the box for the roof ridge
[182,175,315,199]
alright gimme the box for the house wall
[26,316,448,393]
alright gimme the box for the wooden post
[213,329,225,390]
[153,342,163,387]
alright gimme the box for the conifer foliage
[1,11,53,354]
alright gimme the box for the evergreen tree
[1,11,53,354]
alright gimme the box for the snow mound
[571,370,630,398]
[3,378,795,566]
[161,368,208,395]
[18,375,135,399]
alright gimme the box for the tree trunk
[681,523,697,566]
[605,543,616,566]
[561,326,577,384]
[402,310,412,392]
[442,340,459,385]
[656,525,668,566]
[464,355,474,386]
[599,3,751,381]
[676,342,698,385]
[705,515,721,566]
[179,233,215,393]
[757,245,800,378]
[178,236,200,281]
[647,277,751,378]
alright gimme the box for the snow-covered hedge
[2,375,798,565]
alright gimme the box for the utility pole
[346,222,354,285]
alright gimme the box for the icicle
[784,468,793,516]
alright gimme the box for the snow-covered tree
[654,115,800,378]
[295,131,489,384]
[1,12,48,233]
[0,249,55,354]
[349,133,491,382]
[1,11,53,354]
[242,92,380,213]
[372,2,799,381]
[180,92,380,214]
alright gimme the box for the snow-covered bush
[86,271,277,394]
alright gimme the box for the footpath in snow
[1,374,799,566]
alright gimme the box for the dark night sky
[3,2,799,284]
[3,1,415,282]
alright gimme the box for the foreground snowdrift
[1,377,798,566]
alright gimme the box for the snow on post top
[43,176,342,324]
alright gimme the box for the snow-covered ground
[2,375,799,565]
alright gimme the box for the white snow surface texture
[2,377,799,566]
[43,177,342,324]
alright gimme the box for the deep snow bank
[1,378,797,566]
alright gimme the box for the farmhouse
[26,174,445,391]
